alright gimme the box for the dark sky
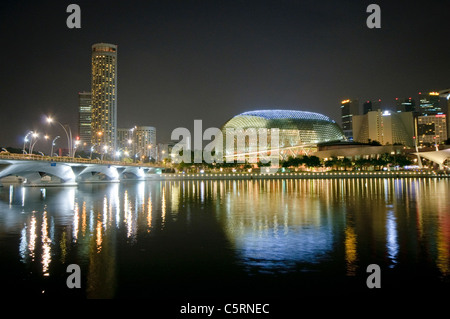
[0,0,449,148]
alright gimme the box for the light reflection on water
[0,178,449,297]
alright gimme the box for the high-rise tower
[341,99,359,140]
[91,43,118,152]
[78,91,92,149]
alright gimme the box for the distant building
[157,142,175,162]
[352,110,415,147]
[117,126,156,160]
[418,91,441,115]
[416,114,447,146]
[78,91,92,149]
[91,43,118,151]
[117,127,134,152]
[363,101,372,115]
[363,99,382,114]
[395,97,415,113]
[341,99,359,140]
[135,126,157,160]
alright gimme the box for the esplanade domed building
[221,109,345,147]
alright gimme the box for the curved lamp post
[51,136,60,157]
[29,132,39,154]
[22,131,33,154]
[47,117,73,157]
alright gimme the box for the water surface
[0,178,449,299]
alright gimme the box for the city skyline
[0,0,449,149]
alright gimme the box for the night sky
[0,0,449,149]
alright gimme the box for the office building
[341,99,359,140]
[418,91,441,115]
[395,97,415,113]
[363,99,382,114]
[117,127,134,152]
[91,43,118,152]
[117,126,156,160]
[439,88,450,139]
[135,126,157,160]
[78,91,92,149]
[416,114,447,146]
[352,110,415,147]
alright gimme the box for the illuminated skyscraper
[91,43,118,151]
[78,91,92,149]
[341,99,359,140]
[418,91,441,115]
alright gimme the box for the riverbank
[150,170,450,180]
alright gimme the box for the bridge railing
[0,152,168,168]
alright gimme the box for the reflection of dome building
[221,110,345,156]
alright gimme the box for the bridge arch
[0,162,76,186]
[75,165,120,182]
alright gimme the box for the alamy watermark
[66,4,380,30]
[170,120,280,172]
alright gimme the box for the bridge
[0,153,167,187]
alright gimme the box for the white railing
[0,153,167,168]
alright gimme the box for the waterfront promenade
[152,170,450,180]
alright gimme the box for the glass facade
[340,99,359,140]
[78,91,92,149]
[419,92,441,115]
[221,109,345,148]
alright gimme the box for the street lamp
[101,145,108,161]
[73,140,80,158]
[22,131,33,154]
[51,136,60,157]
[46,116,73,157]
[89,144,96,159]
[29,132,39,154]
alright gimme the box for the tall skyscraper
[91,43,118,152]
[418,91,441,115]
[78,91,92,149]
[341,99,359,140]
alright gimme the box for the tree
[341,157,352,170]
[368,139,382,146]
[304,155,322,168]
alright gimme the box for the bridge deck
[0,153,166,168]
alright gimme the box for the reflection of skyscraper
[341,99,359,140]
[78,91,92,149]
[91,43,118,151]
